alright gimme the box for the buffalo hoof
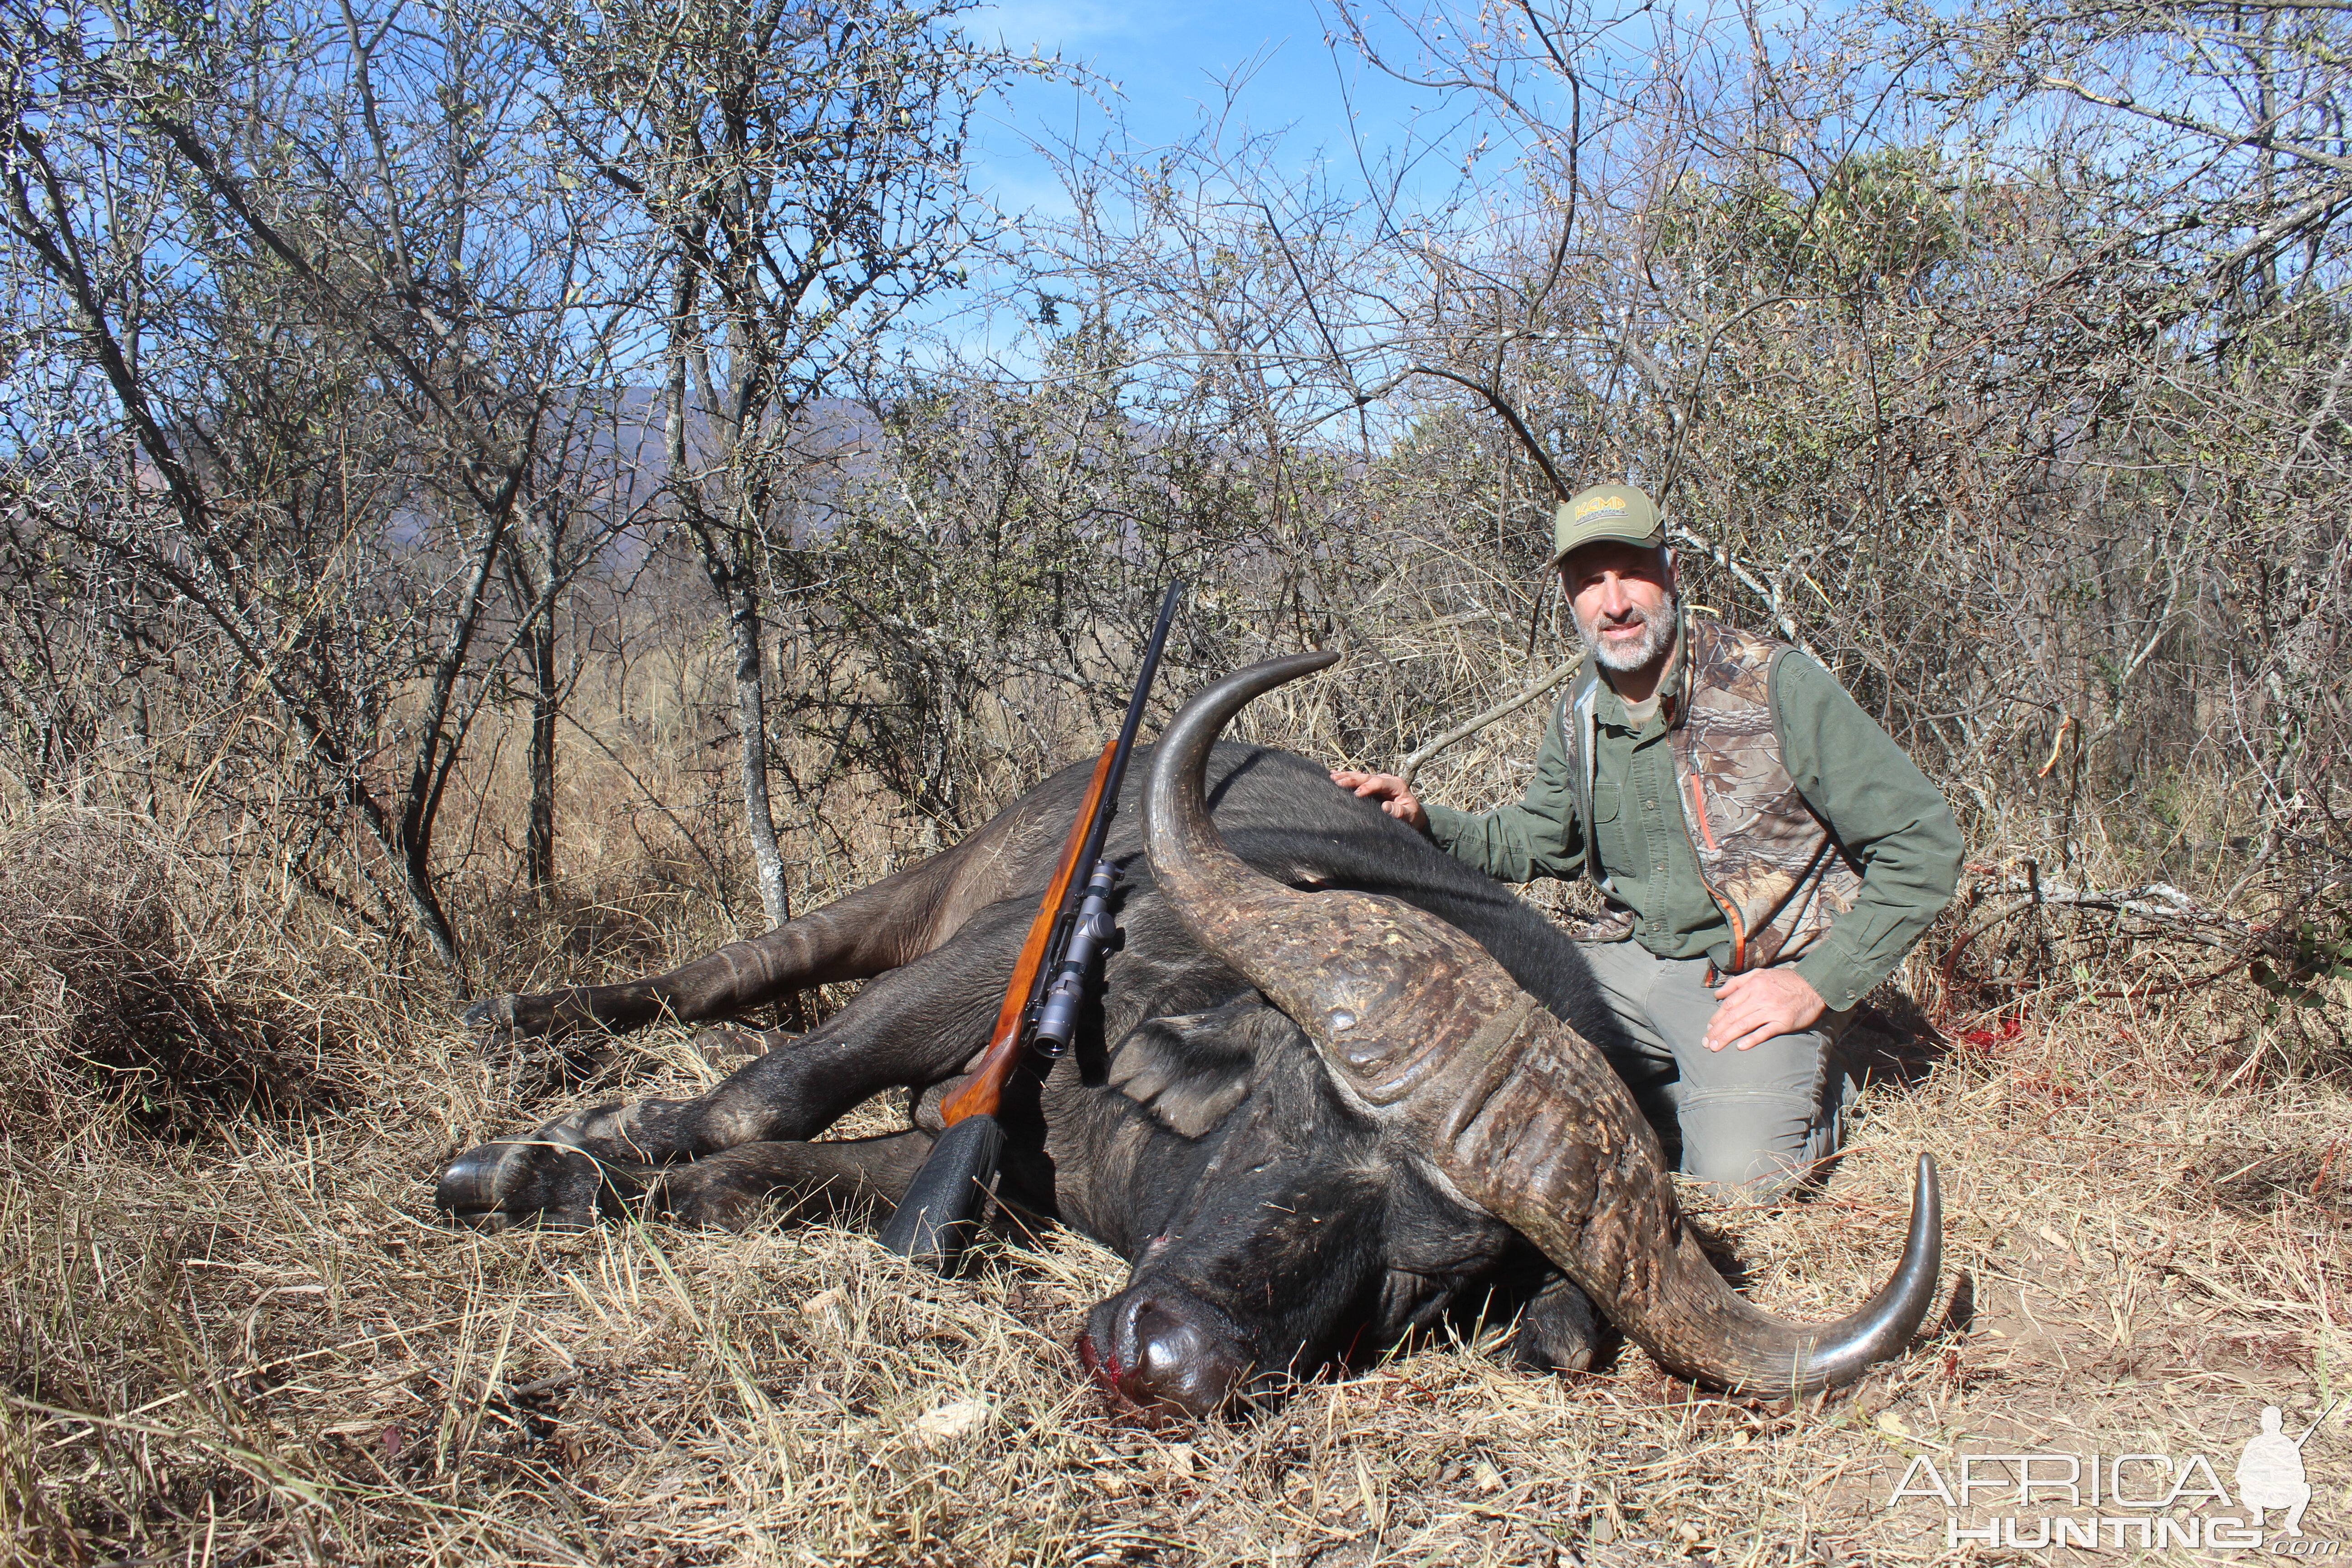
[460,990,589,1042]
[461,992,529,1034]
[436,1107,631,1230]
[1511,1275,1604,1374]
[459,994,626,1087]
[1079,1286,1255,1421]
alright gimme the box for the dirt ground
[6,965,2347,1567]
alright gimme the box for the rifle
[878,582,1184,1270]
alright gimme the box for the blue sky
[965,0,1435,220]
[958,0,1746,226]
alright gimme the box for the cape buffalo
[440,658,1939,1416]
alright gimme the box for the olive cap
[1551,482,1664,564]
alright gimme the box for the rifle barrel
[936,582,1186,1126]
[939,740,1116,1126]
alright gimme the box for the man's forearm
[1785,804,1964,1010]
[1775,657,1965,1010]
[1426,800,1558,884]
[1422,709,1586,885]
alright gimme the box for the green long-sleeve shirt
[1423,650,1962,1012]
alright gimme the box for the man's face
[1562,541,1677,673]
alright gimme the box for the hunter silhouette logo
[1885,1400,2340,1552]
[2237,1406,2323,1539]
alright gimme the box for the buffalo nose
[1118,1296,1246,1418]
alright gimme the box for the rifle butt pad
[877,1113,1004,1273]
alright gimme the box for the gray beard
[1576,591,1679,674]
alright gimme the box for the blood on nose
[1117,1296,1247,1419]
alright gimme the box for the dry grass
[0,809,348,1141]
[4,694,2349,1567]
[5,985,2346,1567]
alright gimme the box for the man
[1333,482,1961,1196]
[2235,1406,2314,1538]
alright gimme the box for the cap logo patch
[1573,494,1628,520]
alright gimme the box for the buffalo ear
[1107,1000,1264,1138]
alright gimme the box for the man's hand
[1329,769,1429,833]
[1703,968,1827,1052]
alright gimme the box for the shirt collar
[1597,623,1685,732]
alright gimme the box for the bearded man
[1333,483,1962,1196]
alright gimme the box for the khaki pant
[1576,940,1853,1197]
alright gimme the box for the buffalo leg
[463,756,1100,1042]
[641,1132,937,1230]
[439,902,1027,1230]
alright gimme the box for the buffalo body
[441,743,1612,1414]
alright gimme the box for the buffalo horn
[1141,651,1943,1395]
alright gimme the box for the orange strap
[1687,773,1720,851]
[940,740,1118,1125]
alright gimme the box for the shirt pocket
[1588,784,1633,884]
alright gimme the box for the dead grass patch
[0,810,344,1141]
[6,968,2347,1566]
[5,715,2349,1564]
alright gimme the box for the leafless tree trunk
[524,0,1049,931]
[2,0,638,981]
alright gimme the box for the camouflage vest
[1564,617,1863,973]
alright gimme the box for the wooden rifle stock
[938,739,1118,1126]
